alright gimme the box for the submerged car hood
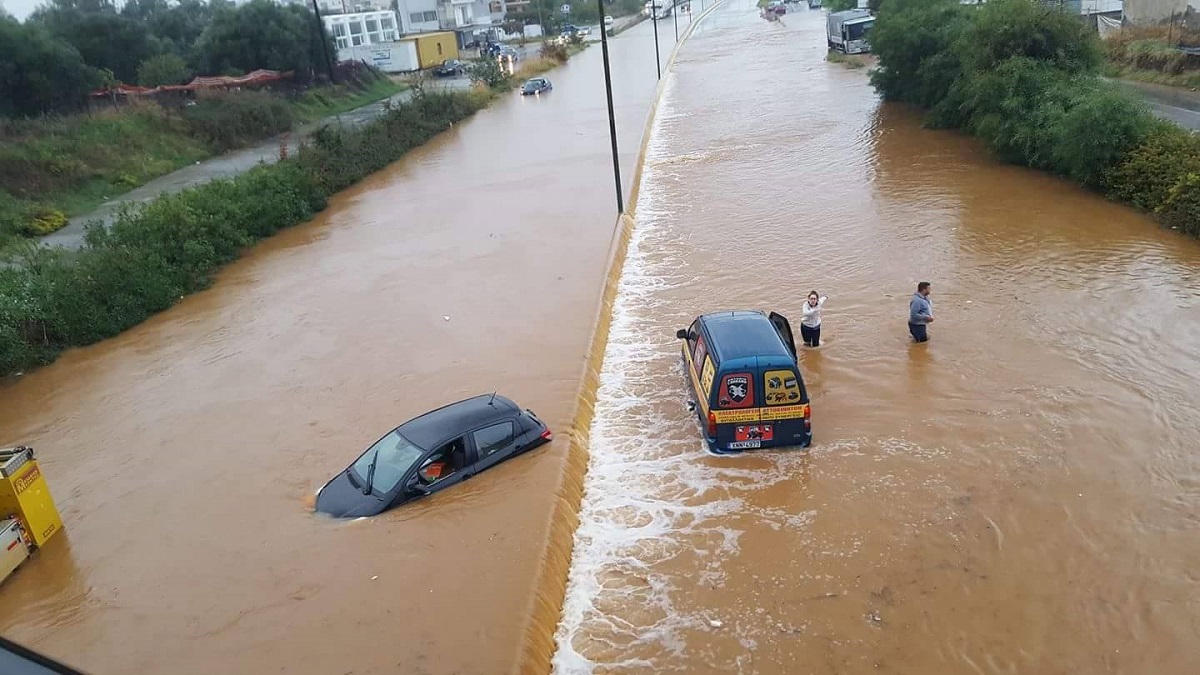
[315,471,391,519]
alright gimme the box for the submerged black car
[521,78,552,95]
[315,394,552,518]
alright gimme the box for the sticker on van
[719,373,754,408]
[700,356,716,397]
[764,369,801,405]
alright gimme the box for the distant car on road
[497,45,519,60]
[604,15,615,28]
[315,394,553,518]
[577,26,592,37]
[432,59,466,77]
[521,77,553,95]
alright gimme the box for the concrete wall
[1125,0,1190,24]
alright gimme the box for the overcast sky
[4,0,46,20]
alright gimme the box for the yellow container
[405,31,459,70]
[0,447,64,549]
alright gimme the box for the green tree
[868,0,970,110]
[137,53,193,87]
[953,0,1101,75]
[34,9,163,83]
[0,17,100,117]
[193,0,334,81]
[127,0,224,61]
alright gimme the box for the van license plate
[728,440,761,450]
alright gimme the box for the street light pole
[651,4,661,79]
[598,0,624,214]
[672,1,679,41]
[311,0,337,84]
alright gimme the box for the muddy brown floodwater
[0,20,681,675]
[553,3,1200,674]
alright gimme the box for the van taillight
[540,428,553,441]
[804,405,811,431]
[706,411,717,438]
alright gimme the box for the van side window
[692,334,707,373]
[717,372,754,409]
[764,369,802,405]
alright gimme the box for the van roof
[701,311,793,366]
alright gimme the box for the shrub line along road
[38,23,628,252]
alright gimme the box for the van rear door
[768,312,797,359]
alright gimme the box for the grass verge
[0,90,487,378]
[0,75,406,245]
[827,50,868,69]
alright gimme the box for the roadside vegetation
[1103,26,1200,89]
[0,71,403,248]
[469,38,588,92]
[870,0,1200,238]
[0,90,487,378]
[826,50,867,69]
[505,0,644,32]
[0,33,590,378]
[0,0,404,247]
[825,0,858,11]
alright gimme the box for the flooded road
[554,3,1200,674]
[0,19,681,675]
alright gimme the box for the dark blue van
[675,311,812,455]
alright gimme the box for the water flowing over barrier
[515,4,727,673]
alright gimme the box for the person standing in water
[800,290,827,347]
[909,281,934,342]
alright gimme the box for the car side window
[473,422,515,460]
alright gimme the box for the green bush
[870,0,1189,230]
[1107,122,1200,211]
[182,90,295,151]
[540,41,569,64]
[469,57,512,90]
[0,91,486,377]
[1160,173,1200,236]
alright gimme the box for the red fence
[89,70,295,98]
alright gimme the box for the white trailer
[826,9,874,55]
[339,41,421,73]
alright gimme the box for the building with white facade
[322,10,401,49]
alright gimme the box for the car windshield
[350,431,425,495]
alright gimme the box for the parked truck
[826,9,874,55]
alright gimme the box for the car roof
[398,394,519,448]
[700,311,792,365]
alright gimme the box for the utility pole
[672,1,678,41]
[652,3,661,78]
[598,0,624,213]
[311,0,338,84]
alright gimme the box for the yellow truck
[0,447,65,585]
[401,31,460,70]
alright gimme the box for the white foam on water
[550,76,822,675]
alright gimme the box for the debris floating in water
[444,316,451,321]
[708,618,723,628]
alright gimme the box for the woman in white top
[800,290,827,347]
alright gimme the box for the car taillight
[540,428,553,441]
[804,405,812,431]
[706,411,717,438]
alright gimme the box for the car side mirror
[405,476,432,496]
[676,329,688,340]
